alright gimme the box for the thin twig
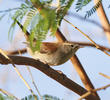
[0,49,37,100]
[94,0,110,44]
[0,88,19,100]
[63,19,99,48]
[99,73,110,80]
[27,66,43,100]
[79,84,110,100]
[18,50,43,100]
[0,53,98,100]
[67,12,103,29]
[15,3,100,99]
[67,12,110,33]
[55,29,100,99]
[68,41,110,52]
[64,18,110,56]
[5,42,110,55]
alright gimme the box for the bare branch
[0,88,19,100]
[14,2,100,99]
[64,18,110,57]
[94,0,110,43]
[67,12,103,29]
[27,66,43,100]
[67,12,110,33]
[0,49,37,100]
[5,42,110,56]
[55,29,100,100]
[99,73,110,80]
[0,53,97,100]
[15,18,100,99]
[79,84,110,100]
[69,42,110,52]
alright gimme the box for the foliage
[8,4,33,40]
[21,94,38,100]
[75,0,103,18]
[75,0,104,18]
[85,0,102,18]
[1,0,103,51]
[21,94,61,100]
[7,0,74,52]
[43,94,61,100]
[57,0,75,24]
[0,0,106,51]
[75,0,91,12]
[0,93,13,100]
[29,8,57,51]
[0,93,62,100]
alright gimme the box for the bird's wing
[40,42,60,54]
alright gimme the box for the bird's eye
[71,45,74,47]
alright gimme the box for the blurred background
[0,0,110,100]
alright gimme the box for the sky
[0,0,110,100]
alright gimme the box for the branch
[64,18,110,57]
[79,84,110,100]
[69,42,110,52]
[0,53,96,100]
[67,12,110,33]
[5,42,110,55]
[94,0,110,43]
[15,1,100,99]
[0,49,37,100]
[14,12,100,100]
[55,29,100,100]
[0,88,19,100]
[99,73,110,80]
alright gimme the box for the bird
[27,42,80,66]
[16,19,81,66]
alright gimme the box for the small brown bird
[16,20,80,66]
[27,42,80,66]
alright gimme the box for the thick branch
[55,29,100,100]
[15,1,100,99]
[0,53,96,100]
[94,0,110,43]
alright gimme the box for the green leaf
[57,0,75,24]
[60,0,66,5]
[21,94,61,100]
[8,3,31,41]
[43,94,60,100]
[21,94,38,100]
[23,8,38,34]
[0,94,4,100]
[28,8,57,51]
[75,0,91,12]
[7,0,74,52]
[85,0,102,18]
[0,93,14,100]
